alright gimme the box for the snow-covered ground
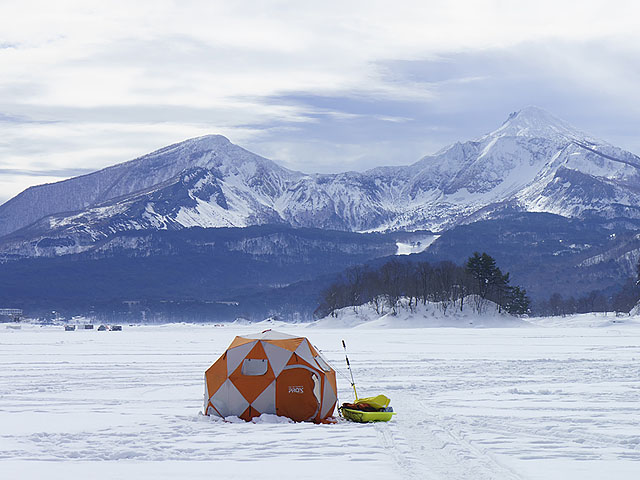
[1,315,640,479]
[395,235,439,255]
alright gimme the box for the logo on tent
[288,385,304,394]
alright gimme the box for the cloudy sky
[1,0,639,204]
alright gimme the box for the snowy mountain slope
[2,106,640,257]
[0,135,300,238]
[386,107,640,230]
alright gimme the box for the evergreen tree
[506,286,531,315]
[465,252,503,299]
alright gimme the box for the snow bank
[312,296,529,329]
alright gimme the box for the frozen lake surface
[1,316,639,479]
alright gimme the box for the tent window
[241,358,268,376]
[314,355,331,372]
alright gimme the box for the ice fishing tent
[204,330,338,423]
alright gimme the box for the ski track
[382,397,524,480]
[1,322,640,479]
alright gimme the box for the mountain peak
[137,134,233,162]
[181,134,231,149]
[508,105,560,124]
[489,106,586,141]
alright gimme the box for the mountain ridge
[2,106,640,259]
[0,134,300,238]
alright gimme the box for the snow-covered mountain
[2,106,640,258]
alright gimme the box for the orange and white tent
[204,330,338,423]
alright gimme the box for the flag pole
[342,340,358,401]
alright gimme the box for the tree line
[315,252,530,318]
[535,256,640,316]
[535,277,640,316]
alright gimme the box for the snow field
[1,318,639,479]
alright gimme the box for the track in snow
[374,394,524,480]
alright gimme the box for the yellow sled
[340,407,395,423]
[339,395,396,423]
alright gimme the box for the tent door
[276,367,320,422]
